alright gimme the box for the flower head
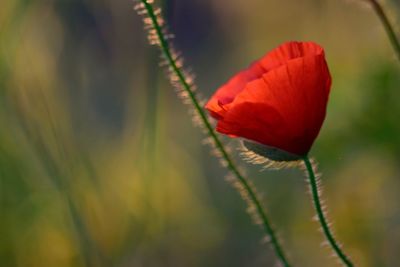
[205,41,331,160]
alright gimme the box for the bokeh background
[1,0,400,266]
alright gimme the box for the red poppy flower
[205,41,331,159]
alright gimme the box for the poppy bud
[206,41,331,161]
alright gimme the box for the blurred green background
[1,0,400,266]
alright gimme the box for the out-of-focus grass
[1,0,400,266]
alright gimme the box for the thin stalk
[136,1,291,266]
[367,0,400,62]
[302,156,354,267]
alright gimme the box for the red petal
[205,41,325,121]
[205,62,265,119]
[258,41,325,72]
[216,53,331,156]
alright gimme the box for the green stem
[367,0,400,62]
[138,1,291,266]
[302,156,354,267]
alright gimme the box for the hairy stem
[302,156,354,267]
[136,1,291,266]
[367,0,400,62]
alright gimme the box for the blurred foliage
[1,0,400,266]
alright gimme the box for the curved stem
[367,0,400,62]
[302,156,354,267]
[137,1,291,266]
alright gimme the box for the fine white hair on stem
[239,143,302,170]
[134,1,206,131]
[300,158,354,266]
[225,172,263,226]
[134,1,292,266]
